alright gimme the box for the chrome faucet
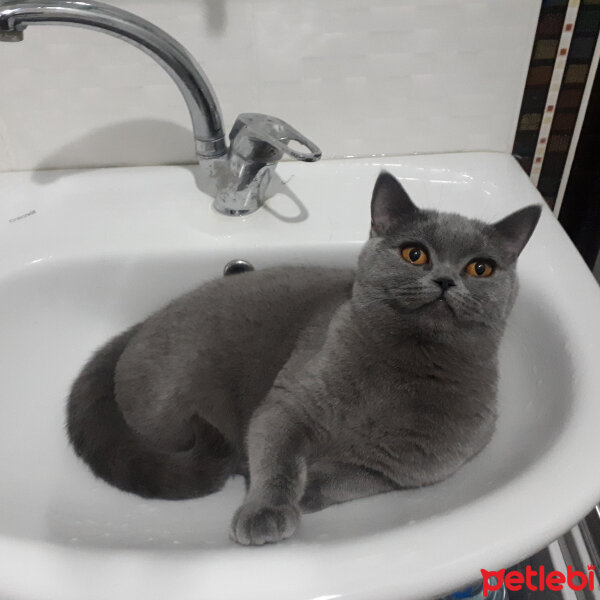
[0,0,321,215]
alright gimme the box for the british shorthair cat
[67,171,541,545]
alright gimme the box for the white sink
[1,152,599,600]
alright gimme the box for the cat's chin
[382,295,457,320]
[418,295,455,314]
[415,296,461,329]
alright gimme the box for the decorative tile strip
[513,1,570,177]
[530,0,581,187]
[538,0,600,209]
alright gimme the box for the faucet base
[213,165,274,216]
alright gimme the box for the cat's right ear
[371,171,419,237]
[490,204,542,259]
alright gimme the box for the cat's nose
[434,277,456,292]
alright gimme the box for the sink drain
[223,259,255,276]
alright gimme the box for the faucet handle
[214,113,321,215]
[230,113,321,163]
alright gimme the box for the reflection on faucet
[0,0,321,215]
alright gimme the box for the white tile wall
[0,0,541,172]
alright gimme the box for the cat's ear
[490,204,542,258]
[371,171,419,236]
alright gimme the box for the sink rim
[1,152,599,600]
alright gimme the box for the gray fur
[66,171,541,545]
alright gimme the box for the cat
[66,171,541,545]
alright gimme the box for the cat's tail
[66,326,235,500]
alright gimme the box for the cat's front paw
[229,501,300,546]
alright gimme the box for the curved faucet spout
[0,0,227,158]
[0,0,322,215]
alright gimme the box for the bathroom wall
[0,0,541,173]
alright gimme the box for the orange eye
[466,260,495,277]
[400,245,429,266]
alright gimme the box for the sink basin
[1,152,599,600]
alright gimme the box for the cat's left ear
[371,171,419,237]
[490,204,542,258]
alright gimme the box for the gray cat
[67,171,541,545]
